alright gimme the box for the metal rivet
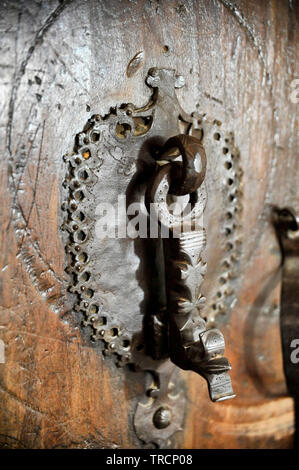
[153,407,172,429]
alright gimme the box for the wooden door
[0,0,298,449]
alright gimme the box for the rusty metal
[157,134,207,196]
[133,359,185,448]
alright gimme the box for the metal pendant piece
[62,67,239,447]
[146,135,235,402]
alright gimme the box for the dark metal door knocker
[144,134,235,403]
[62,68,239,447]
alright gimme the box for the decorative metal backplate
[62,68,243,447]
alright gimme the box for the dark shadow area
[126,135,169,362]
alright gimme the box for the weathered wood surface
[0,0,298,448]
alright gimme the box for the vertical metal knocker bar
[146,135,235,402]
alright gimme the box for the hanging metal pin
[146,134,235,402]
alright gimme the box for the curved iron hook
[157,134,207,196]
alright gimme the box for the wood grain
[0,0,298,448]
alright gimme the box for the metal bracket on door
[62,67,237,448]
[272,207,299,446]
